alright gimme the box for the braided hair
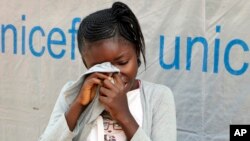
[77,2,146,67]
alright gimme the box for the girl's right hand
[77,72,109,106]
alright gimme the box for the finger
[113,73,126,94]
[113,73,124,87]
[84,78,102,89]
[99,94,109,103]
[99,86,115,97]
[99,96,111,111]
[80,78,101,105]
[102,78,118,91]
[80,92,91,105]
[90,85,97,100]
[108,73,115,84]
[81,87,96,105]
[86,72,109,81]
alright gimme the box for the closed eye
[118,61,128,65]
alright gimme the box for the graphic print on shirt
[102,111,126,141]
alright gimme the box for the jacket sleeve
[39,83,80,141]
[131,86,177,141]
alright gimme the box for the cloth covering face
[64,61,120,97]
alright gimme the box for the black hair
[77,1,146,67]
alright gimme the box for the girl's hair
[77,1,146,67]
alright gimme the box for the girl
[40,2,176,141]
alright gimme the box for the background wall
[0,0,250,140]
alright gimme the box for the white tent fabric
[0,0,250,141]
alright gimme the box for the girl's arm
[39,73,109,141]
[131,86,177,141]
[39,82,77,141]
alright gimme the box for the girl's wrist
[117,112,139,140]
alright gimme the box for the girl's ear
[135,49,141,67]
[137,58,141,67]
[82,57,88,68]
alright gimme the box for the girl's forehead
[84,38,135,53]
[83,38,136,67]
[86,37,133,47]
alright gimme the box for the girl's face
[83,37,139,91]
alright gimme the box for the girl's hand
[66,72,109,131]
[99,73,131,121]
[77,72,109,106]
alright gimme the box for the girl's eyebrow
[114,52,128,61]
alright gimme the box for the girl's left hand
[99,73,131,121]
